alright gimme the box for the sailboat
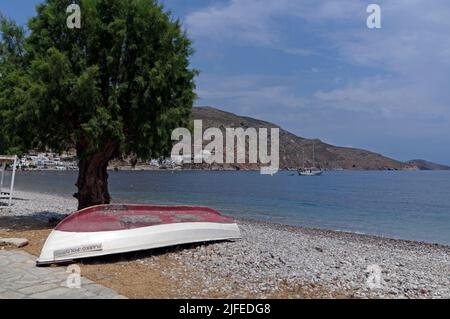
[298,144,323,176]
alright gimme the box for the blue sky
[1,1,449,164]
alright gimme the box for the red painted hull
[38,205,241,265]
[56,204,236,233]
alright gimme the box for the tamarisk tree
[0,16,27,155]
[0,0,196,209]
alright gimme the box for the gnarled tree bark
[74,142,118,210]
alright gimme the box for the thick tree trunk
[74,143,118,210]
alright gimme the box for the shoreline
[1,190,449,299]
[11,167,447,172]
[239,217,450,250]
[6,187,450,248]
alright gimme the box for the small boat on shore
[37,204,241,266]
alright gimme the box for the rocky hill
[407,160,450,171]
[192,107,415,171]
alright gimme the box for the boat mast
[313,143,315,168]
[302,149,305,169]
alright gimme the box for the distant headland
[187,107,449,171]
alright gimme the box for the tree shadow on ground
[0,212,68,231]
[50,240,237,268]
[79,241,228,266]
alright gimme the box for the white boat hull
[37,222,241,265]
[298,170,323,176]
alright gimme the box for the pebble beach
[1,190,449,299]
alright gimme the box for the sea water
[11,170,450,245]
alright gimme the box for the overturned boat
[37,204,241,266]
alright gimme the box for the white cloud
[314,77,446,117]
[185,0,361,51]
[313,0,450,117]
[187,0,450,117]
[185,0,450,162]
[185,0,286,46]
[196,74,306,112]
[282,48,315,56]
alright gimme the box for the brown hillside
[192,107,413,170]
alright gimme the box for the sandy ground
[1,191,449,299]
[0,222,339,299]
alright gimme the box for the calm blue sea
[9,170,450,245]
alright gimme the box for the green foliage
[0,15,27,155]
[1,0,196,159]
